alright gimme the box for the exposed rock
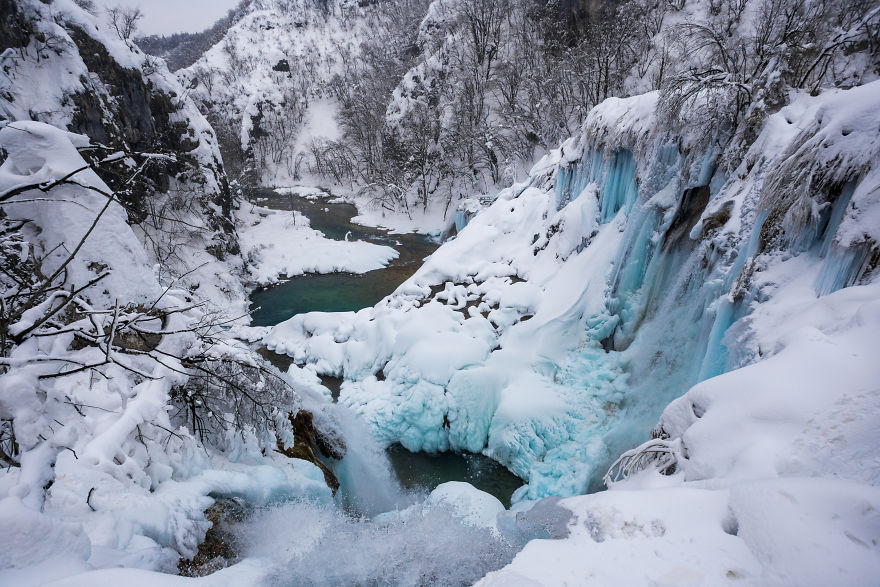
[177,498,248,577]
[276,409,346,494]
[64,24,237,243]
[0,0,31,53]
[699,199,734,236]
[663,184,710,252]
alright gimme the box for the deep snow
[1,0,879,582]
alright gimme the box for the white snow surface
[181,0,375,185]
[0,0,250,314]
[0,108,334,585]
[237,203,398,286]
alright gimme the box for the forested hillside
[176,0,878,219]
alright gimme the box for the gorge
[1,0,879,585]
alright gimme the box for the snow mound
[237,205,398,285]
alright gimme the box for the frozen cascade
[264,85,880,505]
[328,404,418,516]
[215,401,521,586]
[533,131,872,495]
[507,141,735,497]
[814,181,876,296]
[554,147,640,223]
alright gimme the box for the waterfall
[329,403,416,516]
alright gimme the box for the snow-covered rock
[0,0,245,311]
[180,0,374,185]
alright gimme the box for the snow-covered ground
[181,0,377,185]
[349,196,457,236]
[3,0,880,582]
[237,203,399,286]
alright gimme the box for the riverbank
[243,188,439,326]
[236,192,400,289]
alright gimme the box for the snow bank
[0,121,338,580]
[0,122,159,303]
[237,204,398,285]
[480,477,880,586]
[0,0,249,314]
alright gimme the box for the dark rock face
[0,0,31,53]
[7,18,239,257]
[700,200,734,236]
[663,184,711,253]
[68,27,156,148]
[276,409,347,494]
[178,498,248,577]
[64,26,226,229]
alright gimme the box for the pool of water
[386,444,524,508]
[247,188,439,327]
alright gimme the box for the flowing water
[239,191,525,583]
[386,445,524,508]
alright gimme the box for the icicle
[815,243,873,296]
[817,181,857,257]
[695,147,717,187]
[598,149,639,223]
[697,210,768,381]
[455,208,468,233]
[555,148,604,209]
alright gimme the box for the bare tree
[0,135,324,470]
[107,5,143,42]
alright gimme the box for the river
[247,189,524,507]
[248,189,438,327]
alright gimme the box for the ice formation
[2,1,880,582]
[265,82,880,506]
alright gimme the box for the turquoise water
[386,445,523,508]
[247,189,438,327]
[248,190,524,504]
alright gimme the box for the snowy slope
[0,121,341,581]
[0,3,360,581]
[180,0,376,185]
[0,0,246,311]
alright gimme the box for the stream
[247,188,524,508]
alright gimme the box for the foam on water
[238,498,517,586]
